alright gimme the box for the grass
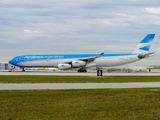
[0,89,160,120]
[0,75,160,83]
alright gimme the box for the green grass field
[0,75,160,83]
[1,76,160,119]
[0,89,160,120]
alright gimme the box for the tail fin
[133,34,155,54]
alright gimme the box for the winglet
[100,52,104,56]
[96,52,104,58]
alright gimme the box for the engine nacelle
[58,64,71,69]
[72,61,86,67]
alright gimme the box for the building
[147,65,160,73]
[0,62,12,70]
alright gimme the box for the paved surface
[0,71,160,90]
[0,82,160,90]
[0,71,160,76]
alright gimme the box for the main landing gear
[77,68,87,72]
[22,67,25,72]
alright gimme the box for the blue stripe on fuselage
[12,53,136,63]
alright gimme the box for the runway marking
[11,72,19,75]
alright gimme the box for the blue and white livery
[9,34,155,72]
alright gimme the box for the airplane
[8,34,155,72]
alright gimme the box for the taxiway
[0,71,160,90]
[0,82,160,90]
[0,71,160,76]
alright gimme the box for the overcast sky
[0,0,160,66]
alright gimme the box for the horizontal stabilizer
[138,52,155,59]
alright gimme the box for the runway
[0,82,160,90]
[0,71,160,90]
[0,71,160,76]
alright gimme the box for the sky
[0,0,160,66]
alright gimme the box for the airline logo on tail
[133,34,155,54]
[140,34,155,43]
[139,45,150,51]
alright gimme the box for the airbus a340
[9,34,155,72]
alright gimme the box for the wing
[64,52,104,64]
[57,52,104,69]
[79,52,104,63]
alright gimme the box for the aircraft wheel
[77,69,87,72]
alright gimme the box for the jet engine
[72,61,86,67]
[58,64,71,69]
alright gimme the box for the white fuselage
[16,55,139,68]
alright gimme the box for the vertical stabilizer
[133,34,155,54]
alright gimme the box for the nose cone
[8,59,16,66]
